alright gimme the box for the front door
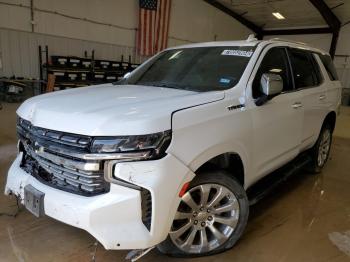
[248,46,303,180]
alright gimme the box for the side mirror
[123,72,131,79]
[260,73,283,96]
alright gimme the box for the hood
[17,84,224,136]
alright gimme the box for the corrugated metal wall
[0,0,254,80]
[0,0,253,79]
[335,56,350,89]
[0,28,142,78]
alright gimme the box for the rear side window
[288,49,321,89]
[310,53,323,84]
[319,54,339,81]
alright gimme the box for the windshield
[118,46,256,92]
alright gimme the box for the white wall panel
[168,0,252,47]
[336,24,350,56]
[0,0,252,48]
[0,28,138,78]
[0,0,254,78]
[0,0,138,46]
[334,24,350,89]
[0,0,31,32]
[34,5,137,47]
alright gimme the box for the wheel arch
[194,152,245,187]
[322,111,337,132]
[188,144,249,189]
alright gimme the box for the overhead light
[272,12,285,20]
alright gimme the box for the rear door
[287,48,328,150]
[318,54,342,113]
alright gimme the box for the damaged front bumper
[5,152,195,250]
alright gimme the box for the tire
[307,123,333,174]
[157,170,249,257]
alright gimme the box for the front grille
[17,117,110,196]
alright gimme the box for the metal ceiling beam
[203,0,264,39]
[329,30,339,59]
[331,2,344,10]
[264,27,333,35]
[309,0,341,30]
[309,0,341,58]
[204,0,341,58]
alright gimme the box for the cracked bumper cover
[4,152,195,250]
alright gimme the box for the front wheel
[157,171,249,257]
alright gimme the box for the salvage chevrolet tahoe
[5,37,342,258]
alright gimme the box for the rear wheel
[157,171,249,257]
[307,124,333,173]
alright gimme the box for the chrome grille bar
[17,117,109,196]
[36,149,100,171]
[23,142,100,172]
[36,156,101,179]
[17,118,92,151]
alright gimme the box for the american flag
[137,0,171,56]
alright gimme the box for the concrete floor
[0,103,350,262]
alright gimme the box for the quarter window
[253,47,292,98]
[288,49,321,89]
[319,54,339,81]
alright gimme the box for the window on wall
[288,49,321,89]
[252,47,292,98]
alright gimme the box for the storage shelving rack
[39,45,140,92]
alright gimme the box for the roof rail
[269,38,307,46]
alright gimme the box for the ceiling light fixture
[272,12,285,20]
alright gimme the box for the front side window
[288,49,320,89]
[121,46,256,92]
[252,47,292,98]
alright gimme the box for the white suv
[5,38,341,257]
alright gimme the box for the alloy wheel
[317,129,331,167]
[170,183,240,254]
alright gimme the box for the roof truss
[204,0,341,57]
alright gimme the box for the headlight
[91,130,171,159]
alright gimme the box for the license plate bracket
[24,185,45,217]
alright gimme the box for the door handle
[292,102,302,109]
[319,95,326,100]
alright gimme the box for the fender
[187,142,251,189]
[169,91,254,189]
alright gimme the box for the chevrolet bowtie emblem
[34,142,44,153]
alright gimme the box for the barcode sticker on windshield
[221,50,253,57]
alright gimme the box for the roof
[167,40,261,49]
[167,38,329,55]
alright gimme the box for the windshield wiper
[138,81,184,90]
